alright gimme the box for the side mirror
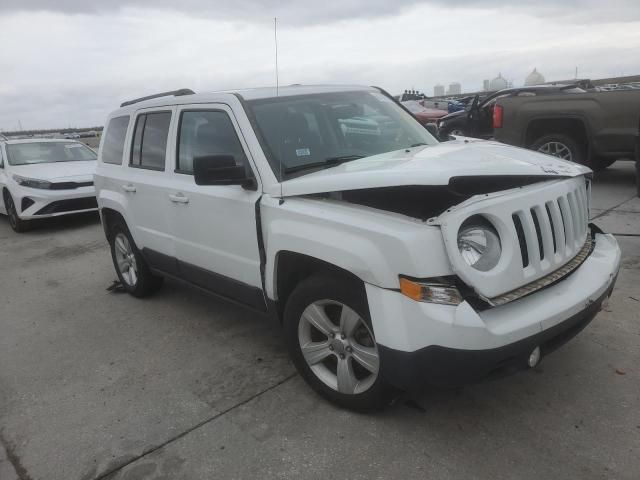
[193,155,256,190]
[424,123,438,138]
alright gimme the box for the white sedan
[0,138,98,232]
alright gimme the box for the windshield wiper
[410,142,428,147]
[284,155,364,174]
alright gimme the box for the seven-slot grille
[511,180,589,273]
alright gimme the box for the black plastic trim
[34,197,98,215]
[120,88,194,107]
[21,197,35,212]
[142,247,267,312]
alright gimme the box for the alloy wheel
[114,233,138,286]
[298,300,379,395]
[537,141,573,161]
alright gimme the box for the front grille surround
[50,181,94,190]
[438,176,590,300]
[510,181,589,274]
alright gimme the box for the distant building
[483,79,490,91]
[489,73,508,91]
[434,84,445,97]
[525,68,545,86]
[447,82,461,95]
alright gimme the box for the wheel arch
[525,116,590,154]
[100,206,129,241]
[271,250,365,321]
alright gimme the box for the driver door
[167,104,265,310]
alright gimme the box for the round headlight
[457,217,502,271]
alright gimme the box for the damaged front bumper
[366,228,621,390]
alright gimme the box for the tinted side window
[131,111,171,170]
[177,111,247,174]
[102,116,130,165]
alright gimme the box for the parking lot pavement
[0,162,638,480]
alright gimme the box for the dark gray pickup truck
[493,89,640,171]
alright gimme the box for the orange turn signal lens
[399,278,463,305]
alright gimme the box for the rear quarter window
[102,116,130,165]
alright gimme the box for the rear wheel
[4,192,30,233]
[109,222,163,297]
[530,133,593,168]
[283,274,392,411]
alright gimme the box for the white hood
[276,139,590,197]
[9,161,97,182]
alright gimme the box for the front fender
[260,195,452,299]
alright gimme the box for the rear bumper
[378,276,616,390]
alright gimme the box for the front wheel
[109,222,163,297]
[4,192,30,233]
[283,275,392,411]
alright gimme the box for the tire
[635,137,640,198]
[636,156,640,198]
[590,157,617,171]
[530,133,587,167]
[3,192,30,233]
[439,128,465,141]
[283,274,393,411]
[109,221,163,297]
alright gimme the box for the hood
[277,139,590,197]
[9,161,97,182]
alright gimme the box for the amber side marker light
[399,277,463,306]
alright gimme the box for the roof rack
[120,88,195,108]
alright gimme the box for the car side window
[102,116,130,165]
[176,110,247,174]
[130,111,171,170]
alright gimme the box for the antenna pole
[275,17,284,204]
[274,18,279,97]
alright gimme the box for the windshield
[6,141,97,166]
[247,90,438,179]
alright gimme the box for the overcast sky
[0,0,639,130]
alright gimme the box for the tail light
[493,105,504,129]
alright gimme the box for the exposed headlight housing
[13,174,52,190]
[399,277,462,305]
[457,216,502,271]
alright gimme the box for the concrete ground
[1,162,638,480]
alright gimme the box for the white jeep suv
[95,85,620,410]
[1,138,98,232]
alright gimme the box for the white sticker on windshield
[296,148,311,157]
[65,144,83,148]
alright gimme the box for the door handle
[122,184,136,193]
[168,192,189,204]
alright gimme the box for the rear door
[167,104,265,309]
[124,107,178,274]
